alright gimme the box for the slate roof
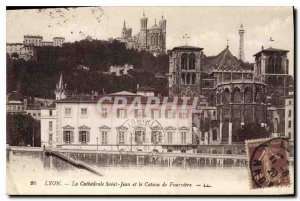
[7,91,25,102]
[136,86,157,92]
[201,47,253,73]
[56,92,195,105]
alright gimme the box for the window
[167,132,173,144]
[50,110,53,116]
[166,109,175,118]
[79,131,89,144]
[49,133,53,145]
[65,107,72,116]
[288,120,291,128]
[49,121,53,131]
[63,131,73,143]
[101,109,108,118]
[179,109,189,118]
[151,131,161,144]
[288,132,291,139]
[213,111,216,117]
[81,108,88,116]
[151,109,160,119]
[102,131,108,144]
[288,110,292,117]
[117,109,127,118]
[181,54,188,70]
[135,130,146,144]
[118,131,125,144]
[212,130,218,141]
[38,113,41,117]
[33,113,36,116]
[135,109,144,118]
[181,132,187,144]
[189,54,195,70]
[289,100,292,105]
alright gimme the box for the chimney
[137,83,140,90]
[262,45,264,50]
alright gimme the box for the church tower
[139,11,148,49]
[238,24,245,61]
[159,13,167,53]
[121,21,127,39]
[168,45,203,97]
[55,73,67,100]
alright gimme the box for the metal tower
[238,24,245,61]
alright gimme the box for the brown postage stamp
[246,138,290,189]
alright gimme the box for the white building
[135,85,156,97]
[41,92,194,153]
[6,43,23,57]
[6,91,27,115]
[24,35,43,47]
[108,64,134,76]
[53,37,65,47]
[42,41,54,47]
[41,107,57,147]
[285,93,294,141]
[19,46,35,61]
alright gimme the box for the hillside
[6,39,169,98]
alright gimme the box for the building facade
[41,107,57,147]
[254,47,291,98]
[168,46,204,96]
[6,91,27,115]
[285,93,294,141]
[53,37,65,47]
[6,43,23,57]
[41,92,194,153]
[24,35,43,47]
[212,47,267,144]
[117,13,166,55]
[7,35,65,61]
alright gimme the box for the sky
[6,7,294,75]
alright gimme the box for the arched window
[192,73,196,84]
[189,54,195,70]
[186,73,191,84]
[255,88,261,103]
[268,57,275,74]
[226,150,232,154]
[181,73,185,84]
[181,54,188,70]
[244,87,253,103]
[216,93,220,104]
[222,88,230,103]
[276,57,282,73]
[212,130,218,141]
[186,90,193,97]
[232,88,242,103]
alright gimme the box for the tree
[7,39,169,98]
[234,123,271,143]
[11,52,19,58]
[6,114,40,147]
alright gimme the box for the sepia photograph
[5,6,295,195]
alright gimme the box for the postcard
[6,6,294,195]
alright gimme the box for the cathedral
[117,12,166,55]
[168,24,293,144]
